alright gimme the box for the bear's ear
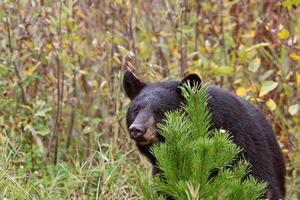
[123,70,146,100]
[179,74,202,89]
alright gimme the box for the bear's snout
[128,116,159,145]
[129,123,146,139]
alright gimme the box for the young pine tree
[139,83,266,200]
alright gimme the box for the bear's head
[123,70,202,146]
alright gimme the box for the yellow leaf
[159,32,171,37]
[24,65,38,76]
[277,28,290,40]
[250,85,257,93]
[236,87,246,97]
[63,44,68,49]
[199,46,206,54]
[172,44,177,53]
[46,43,53,49]
[277,69,282,76]
[150,36,157,42]
[24,40,33,48]
[296,72,300,87]
[290,52,300,61]
[279,132,285,142]
[266,99,277,111]
[243,30,256,38]
[206,47,213,53]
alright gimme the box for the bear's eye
[133,106,140,115]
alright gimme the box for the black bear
[123,70,285,199]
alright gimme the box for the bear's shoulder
[206,85,266,132]
[207,85,258,115]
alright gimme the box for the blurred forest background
[0,0,299,199]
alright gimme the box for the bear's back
[207,85,285,198]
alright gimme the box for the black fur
[123,71,285,199]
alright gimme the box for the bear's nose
[129,124,146,139]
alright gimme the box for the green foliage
[140,84,266,200]
[282,0,300,7]
[0,138,141,199]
